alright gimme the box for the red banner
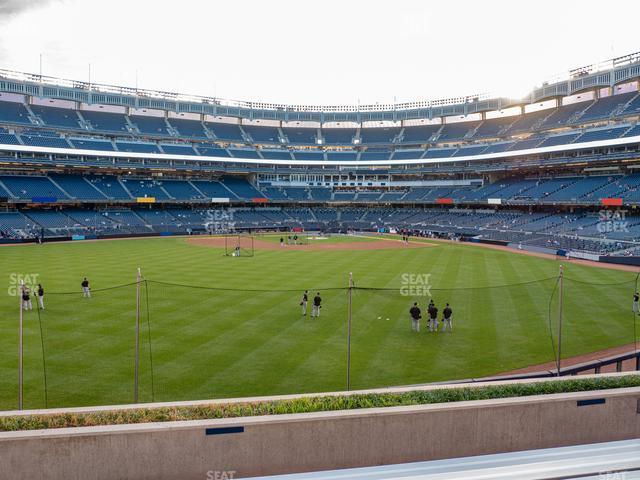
[252,197,268,203]
[436,198,454,204]
[601,198,623,206]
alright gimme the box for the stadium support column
[556,265,564,376]
[347,272,353,391]
[18,280,24,410]
[134,268,141,403]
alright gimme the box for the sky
[0,0,639,106]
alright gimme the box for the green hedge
[2,375,639,432]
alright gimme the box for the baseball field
[0,234,637,410]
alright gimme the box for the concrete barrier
[1,379,639,479]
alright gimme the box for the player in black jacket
[409,302,421,332]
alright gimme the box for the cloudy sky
[0,0,639,106]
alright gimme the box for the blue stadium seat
[20,134,70,148]
[291,150,324,160]
[0,132,21,145]
[228,149,261,159]
[437,121,480,141]
[50,174,106,200]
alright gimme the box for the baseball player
[36,283,45,310]
[410,302,421,332]
[441,303,453,332]
[427,302,438,332]
[634,292,639,315]
[81,277,91,298]
[21,286,33,311]
[300,290,308,316]
[311,292,322,318]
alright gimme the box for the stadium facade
[1,52,640,257]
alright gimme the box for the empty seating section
[116,141,161,153]
[88,176,131,199]
[70,138,114,151]
[482,142,514,153]
[579,92,637,121]
[510,137,543,150]
[0,101,32,124]
[161,181,204,200]
[23,210,76,228]
[577,126,629,143]
[292,151,324,160]
[321,128,356,145]
[539,101,592,128]
[0,132,21,144]
[392,150,424,160]
[282,127,317,145]
[360,151,391,160]
[424,148,455,159]
[622,94,640,115]
[453,145,487,157]
[191,180,233,199]
[326,151,357,161]
[160,144,197,155]
[167,118,208,138]
[220,176,264,199]
[197,146,230,157]
[538,133,581,147]
[205,122,244,141]
[359,127,400,144]
[228,149,261,159]
[129,115,168,135]
[437,121,480,141]
[261,150,292,160]
[30,105,80,128]
[400,125,441,143]
[622,124,640,137]
[505,109,553,134]
[50,175,106,200]
[242,125,281,143]
[21,134,70,148]
[120,179,169,199]
[0,176,66,199]
[80,110,129,132]
[473,117,516,138]
[0,212,36,236]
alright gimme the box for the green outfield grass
[0,235,638,410]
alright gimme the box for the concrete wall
[1,381,639,480]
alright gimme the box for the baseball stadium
[3,13,640,476]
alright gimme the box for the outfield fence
[7,267,640,410]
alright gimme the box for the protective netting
[34,283,137,408]
[558,276,638,362]
[350,277,561,389]
[143,281,348,402]
[7,271,640,410]
[224,235,254,257]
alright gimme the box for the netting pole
[556,264,564,376]
[18,280,24,410]
[347,272,353,391]
[134,267,141,403]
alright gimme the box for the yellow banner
[136,197,156,203]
